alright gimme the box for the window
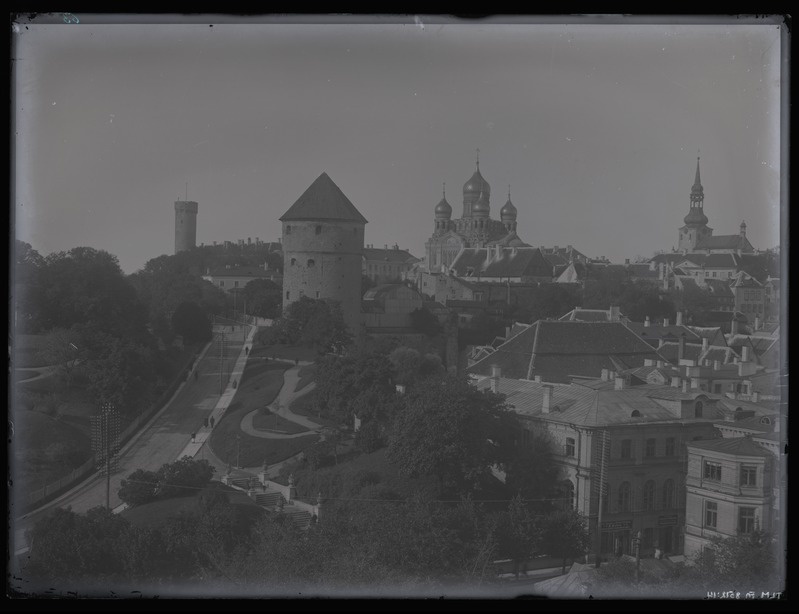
[617,482,631,512]
[705,501,718,528]
[662,479,674,509]
[643,480,655,511]
[738,507,756,534]
[602,484,610,513]
[286,225,292,234]
[740,465,757,487]
[704,461,722,481]
[285,291,290,300]
[565,437,576,457]
[665,437,675,457]
[621,439,632,459]
[694,401,704,418]
[645,438,656,457]
[315,225,322,235]
[307,259,315,267]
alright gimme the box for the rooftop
[279,172,368,224]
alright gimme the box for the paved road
[12,327,246,553]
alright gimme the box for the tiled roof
[686,326,726,341]
[730,272,762,288]
[363,248,419,263]
[280,172,368,223]
[687,436,771,458]
[450,247,553,278]
[704,278,735,297]
[626,323,701,343]
[475,378,722,427]
[694,234,754,251]
[468,321,662,382]
[650,252,688,264]
[486,231,530,247]
[628,263,659,277]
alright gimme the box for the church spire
[690,154,704,208]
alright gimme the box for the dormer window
[631,410,641,417]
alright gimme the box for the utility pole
[91,403,120,510]
[219,331,225,395]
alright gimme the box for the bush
[304,442,335,470]
[118,469,160,506]
[155,456,215,499]
[354,419,386,454]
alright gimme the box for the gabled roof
[486,231,531,248]
[468,321,663,383]
[687,436,771,458]
[559,308,618,322]
[625,323,701,345]
[627,263,659,278]
[363,247,419,263]
[450,247,553,279]
[730,271,763,288]
[280,172,368,223]
[704,278,734,297]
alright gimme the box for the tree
[243,278,282,319]
[692,530,778,588]
[504,434,559,512]
[491,495,540,579]
[118,468,160,506]
[154,457,215,499]
[540,509,591,574]
[171,301,212,345]
[387,375,517,495]
[36,327,84,388]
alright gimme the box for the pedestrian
[245,346,249,356]
[191,433,196,443]
[210,416,215,428]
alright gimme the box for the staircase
[228,476,253,490]
[253,491,283,507]
[283,505,313,529]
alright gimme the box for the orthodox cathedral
[424,152,529,273]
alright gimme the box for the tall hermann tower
[174,199,198,254]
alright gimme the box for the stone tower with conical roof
[678,156,713,253]
[280,172,366,333]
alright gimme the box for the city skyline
[13,15,784,274]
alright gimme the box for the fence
[20,344,204,513]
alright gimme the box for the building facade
[363,245,420,284]
[280,172,367,333]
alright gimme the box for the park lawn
[289,393,338,428]
[251,410,310,435]
[11,410,93,489]
[294,364,317,392]
[209,362,319,467]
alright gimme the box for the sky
[12,15,785,274]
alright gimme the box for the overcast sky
[13,15,784,274]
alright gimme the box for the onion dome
[684,207,709,226]
[435,183,452,219]
[463,148,491,199]
[472,191,490,217]
[500,186,517,221]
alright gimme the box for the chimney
[394,244,399,250]
[608,370,616,381]
[490,365,501,393]
[681,380,689,393]
[534,375,542,383]
[713,359,721,371]
[248,237,252,245]
[625,258,630,265]
[678,335,686,361]
[676,311,683,326]
[610,305,620,322]
[731,319,739,336]
[672,376,681,388]
[644,316,651,327]
[752,390,760,403]
[742,346,751,363]
[542,384,553,413]
[702,337,709,352]
[658,338,664,349]
[614,376,625,390]
[656,360,664,368]
[601,369,609,381]
[663,318,670,327]
[495,244,502,261]
[384,244,388,250]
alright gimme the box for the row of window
[702,461,758,486]
[616,436,678,460]
[705,501,758,533]
[285,225,358,236]
[604,479,677,513]
[741,303,763,313]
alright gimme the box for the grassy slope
[209,361,318,467]
[294,364,317,392]
[251,410,309,435]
